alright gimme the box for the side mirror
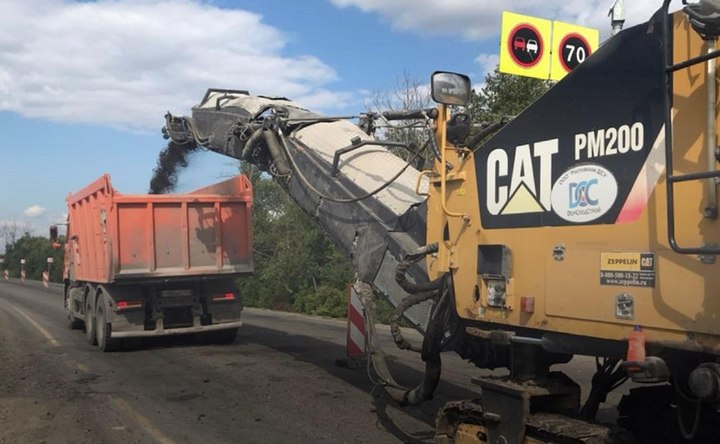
[49,225,58,242]
[431,71,471,106]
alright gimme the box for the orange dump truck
[58,174,253,351]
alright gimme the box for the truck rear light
[116,300,143,310]
[212,292,236,301]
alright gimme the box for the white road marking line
[76,362,89,372]
[7,303,60,347]
[111,397,177,444]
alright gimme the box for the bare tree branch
[0,220,31,248]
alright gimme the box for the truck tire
[96,293,121,352]
[85,296,97,345]
[64,289,83,330]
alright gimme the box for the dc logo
[569,179,598,208]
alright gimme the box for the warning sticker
[600,252,655,287]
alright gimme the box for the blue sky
[0,0,662,251]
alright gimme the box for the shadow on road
[117,320,482,443]
[235,323,480,443]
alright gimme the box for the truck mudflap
[110,320,243,338]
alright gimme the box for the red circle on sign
[507,23,544,68]
[558,33,592,72]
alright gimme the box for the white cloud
[330,1,666,41]
[0,0,353,131]
[51,213,68,225]
[474,54,499,79]
[24,205,46,218]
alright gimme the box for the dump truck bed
[66,174,253,283]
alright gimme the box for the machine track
[435,400,636,444]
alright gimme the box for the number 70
[566,44,587,63]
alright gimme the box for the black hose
[277,134,425,204]
[395,243,441,294]
[241,126,265,161]
[263,130,291,176]
[402,279,451,406]
[467,118,511,151]
[389,289,439,352]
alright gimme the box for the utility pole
[609,0,626,36]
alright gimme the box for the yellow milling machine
[163,2,720,442]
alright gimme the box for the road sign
[47,257,54,264]
[500,12,552,80]
[550,21,599,80]
[20,259,26,265]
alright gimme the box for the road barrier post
[335,285,367,369]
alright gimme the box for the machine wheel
[436,400,636,444]
[64,289,83,330]
[85,296,97,345]
[95,293,121,352]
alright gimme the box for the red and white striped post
[344,285,367,367]
[3,270,8,281]
[45,257,54,288]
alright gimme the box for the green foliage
[467,67,553,144]
[2,233,65,282]
[236,164,354,317]
[292,285,347,318]
[235,70,553,320]
[469,67,553,123]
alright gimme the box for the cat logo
[486,139,558,215]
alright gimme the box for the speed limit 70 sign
[499,12,598,81]
[550,21,599,80]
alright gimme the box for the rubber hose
[263,130,291,176]
[241,127,265,161]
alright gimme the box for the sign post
[44,257,54,288]
[20,258,26,283]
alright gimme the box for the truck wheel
[96,293,121,352]
[85,297,97,345]
[65,290,83,330]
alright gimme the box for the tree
[467,67,553,146]
[368,71,436,167]
[0,220,32,250]
[2,233,64,282]
[236,163,354,316]
[233,69,552,320]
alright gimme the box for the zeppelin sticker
[600,252,655,287]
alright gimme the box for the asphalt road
[0,279,624,443]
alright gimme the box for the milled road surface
[0,279,623,443]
